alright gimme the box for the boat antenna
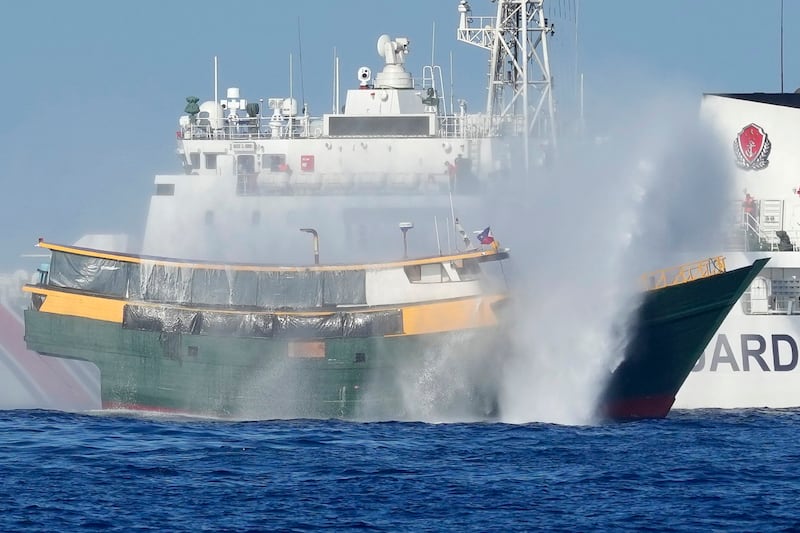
[780,0,784,92]
[289,53,293,138]
[297,17,306,111]
[431,21,436,74]
[332,47,340,113]
[213,56,219,126]
[449,50,454,118]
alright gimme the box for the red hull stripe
[603,394,676,420]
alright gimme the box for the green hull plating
[601,258,768,419]
[24,258,768,421]
[24,310,505,420]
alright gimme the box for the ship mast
[457,0,556,171]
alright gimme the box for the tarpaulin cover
[122,305,402,339]
[197,312,274,337]
[138,262,366,308]
[123,305,203,334]
[323,270,366,305]
[141,262,193,303]
[255,271,323,308]
[50,254,367,308]
[49,251,130,296]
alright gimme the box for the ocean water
[1,409,797,532]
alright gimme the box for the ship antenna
[297,17,306,111]
[213,56,219,127]
[332,47,341,113]
[449,50,454,119]
[431,21,436,75]
[780,0,784,92]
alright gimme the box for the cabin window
[404,265,421,282]
[205,154,218,169]
[328,116,431,137]
[263,154,286,171]
[404,264,450,283]
[189,153,200,169]
[156,183,175,196]
[453,258,482,281]
[237,155,255,174]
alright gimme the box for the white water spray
[487,83,734,425]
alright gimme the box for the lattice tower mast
[457,0,556,155]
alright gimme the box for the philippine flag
[477,226,494,245]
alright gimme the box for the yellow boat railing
[640,256,727,291]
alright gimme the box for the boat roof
[703,92,800,109]
[37,241,510,273]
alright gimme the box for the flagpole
[446,217,452,254]
[448,189,457,250]
[434,216,442,255]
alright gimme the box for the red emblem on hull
[733,123,771,170]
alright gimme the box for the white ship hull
[671,93,800,409]
[677,251,800,409]
[678,312,800,409]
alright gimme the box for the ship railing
[742,211,776,251]
[457,16,497,48]
[640,256,727,291]
[731,202,800,252]
[438,114,508,139]
[180,115,324,141]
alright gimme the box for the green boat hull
[23,258,768,421]
[601,258,769,419]
[23,310,505,420]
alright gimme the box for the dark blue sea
[1,409,797,532]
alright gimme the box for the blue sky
[0,0,795,268]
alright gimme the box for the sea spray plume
[489,138,642,425]
[353,327,504,423]
[485,85,734,425]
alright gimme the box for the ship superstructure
[142,1,556,265]
[675,93,800,409]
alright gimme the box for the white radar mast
[457,0,556,170]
